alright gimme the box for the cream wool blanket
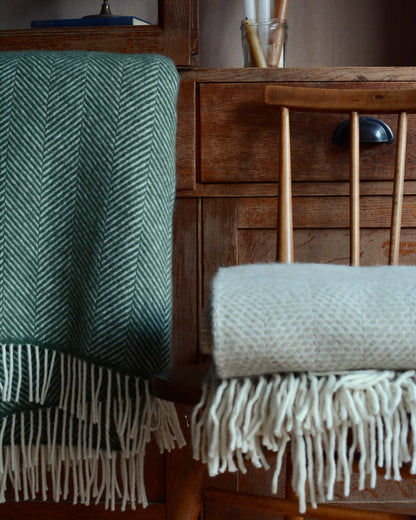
[192,263,416,512]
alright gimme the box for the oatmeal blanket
[193,263,416,512]
[0,50,184,510]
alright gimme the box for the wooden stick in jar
[243,20,267,67]
[275,0,289,20]
[267,0,289,67]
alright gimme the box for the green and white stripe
[0,50,183,509]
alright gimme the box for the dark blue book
[31,16,151,28]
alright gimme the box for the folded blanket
[0,50,184,510]
[210,263,416,377]
[193,263,416,512]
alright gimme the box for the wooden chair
[152,85,416,520]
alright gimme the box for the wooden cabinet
[173,68,416,517]
[175,67,416,329]
[174,66,416,353]
[2,7,416,510]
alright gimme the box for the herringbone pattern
[0,50,182,507]
[0,51,177,377]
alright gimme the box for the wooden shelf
[0,0,198,66]
[179,67,416,83]
[0,26,163,53]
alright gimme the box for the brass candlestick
[83,0,115,18]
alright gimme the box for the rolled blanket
[210,263,416,378]
[193,263,416,512]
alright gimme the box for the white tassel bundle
[0,344,185,510]
[192,369,416,513]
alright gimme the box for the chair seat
[151,364,210,405]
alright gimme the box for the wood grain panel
[193,68,416,84]
[178,181,416,199]
[176,79,196,190]
[237,229,278,264]
[202,198,238,302]
[200,82,416,183]
[237,196,416,229]
[0,26,164,53]
[162,0,195,66]
[238,228,416,266]
[172,199,198,366]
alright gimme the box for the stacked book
[31,16,150,28]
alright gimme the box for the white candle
[258,0,270,20]
[243,0,256,20]
[257,0,270,46]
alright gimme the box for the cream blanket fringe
[0,345,185,510]
[192,369,416,513]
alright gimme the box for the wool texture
[209,263,416,378]
[193,263,416,512]
[0,50,185,509]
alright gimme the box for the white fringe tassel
[192,369,416,513]
[0,344,186,510]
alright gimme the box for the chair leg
[167,448,207,520]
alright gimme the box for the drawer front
[200,81,416,183]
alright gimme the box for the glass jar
[241,18,288,68]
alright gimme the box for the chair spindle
[279,106,294,264]
[389,111,407,265]
[350,111,360,266]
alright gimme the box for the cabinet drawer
[199,82,416,183]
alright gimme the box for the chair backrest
[264,85,416,266]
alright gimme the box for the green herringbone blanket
[0,50,183,509]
